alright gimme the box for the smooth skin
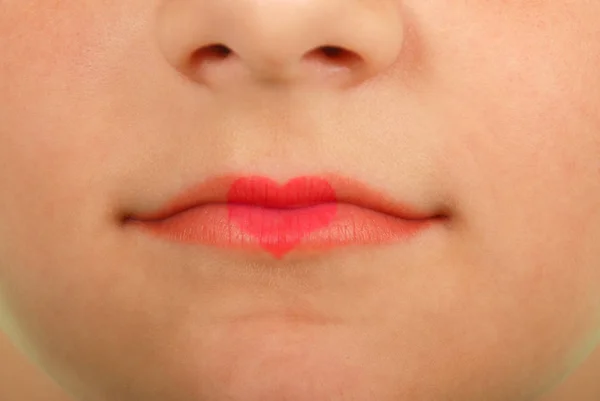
[1,1,600,401]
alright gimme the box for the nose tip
[158,0,405,88]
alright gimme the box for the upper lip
[126,173,444,222]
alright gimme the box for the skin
[0,1,599,400]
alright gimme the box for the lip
[124,173,446,258]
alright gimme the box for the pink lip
[124,173,445,258]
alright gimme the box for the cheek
[0,2,145,242]
[428,0,600,227]
[411,0,600,202]
[0,6,131,340]
[418,0,600,372]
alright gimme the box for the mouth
[123,173,448,258]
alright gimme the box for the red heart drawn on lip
[227,176,337,258]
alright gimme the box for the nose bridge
[158,0,405,88]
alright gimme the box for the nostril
[211,44,232,57]
[321,46,344,58]
[193,44,233,64]
[307,46,362,68]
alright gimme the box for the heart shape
[227,176,337,258]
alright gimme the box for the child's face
[1,2,600,401]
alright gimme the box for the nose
[157,0,405,89]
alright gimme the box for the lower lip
[125,203,436,258]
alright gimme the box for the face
[1,1,600,401]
